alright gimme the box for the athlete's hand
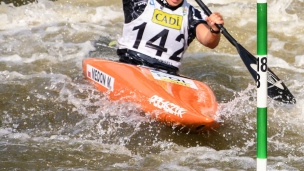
[205,12,224,32]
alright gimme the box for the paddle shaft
[194,0,296,104]
[194,0,237,47]
[195,0,260,75]
[195,0,259,81]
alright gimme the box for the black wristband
[210,27,220,34]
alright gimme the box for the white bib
[118,0,190,68]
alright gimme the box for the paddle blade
[236,44,296,104]
[267,69,296,104]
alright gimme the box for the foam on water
[1,0,304,170]
[0,0,122,29]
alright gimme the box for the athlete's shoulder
[123,0,148,7]
[185,3,207,45]
[187,4,206,21]
[123,0,149,23]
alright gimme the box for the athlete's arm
[195,12,224,49]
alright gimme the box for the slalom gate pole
[257,0,268,170]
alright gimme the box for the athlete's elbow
[204,42,219,49]
[199,38,220,49]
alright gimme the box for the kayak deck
[82,58,219,133]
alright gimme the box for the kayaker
[117,0,224,75]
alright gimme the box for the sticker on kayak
[149,95,186,118]
[87,64,115,91]
[150,70,198,89]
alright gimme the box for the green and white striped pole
[257,0,268,170]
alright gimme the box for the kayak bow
[82,58,219,133]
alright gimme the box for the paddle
[194,0,296,104]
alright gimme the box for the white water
[1,0,304,170]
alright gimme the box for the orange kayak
[82,58,219,133]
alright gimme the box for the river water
[1,0,303,170]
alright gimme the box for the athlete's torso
[119,0,207,68]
